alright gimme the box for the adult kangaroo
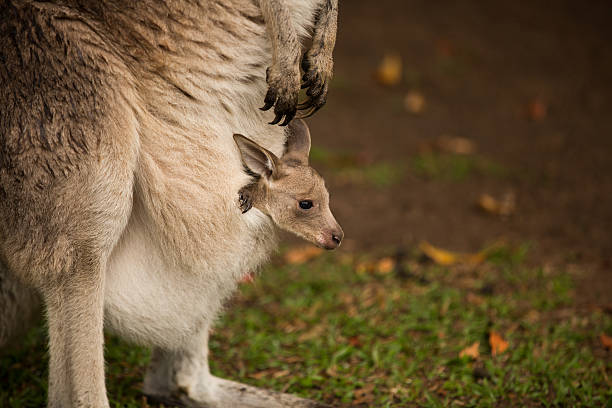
[0,0,338,407]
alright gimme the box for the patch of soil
[306,0,612,303]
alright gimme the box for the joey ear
[282,119,311,165]
[234,134,279,178]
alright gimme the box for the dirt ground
[306,0,612,302]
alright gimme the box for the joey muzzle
[318,226,344,250]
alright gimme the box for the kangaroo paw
[238,186,254,213]
[261,64,300,127]
[298,52,332,118]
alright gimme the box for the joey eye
[299,200,313,210]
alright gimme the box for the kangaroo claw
[238,189,253,213]
[262,65,300,126]
[298,55,330,117]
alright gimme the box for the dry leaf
[419,241,484,266]
[356,258,396,276]
[459,341,480,359]
[280,319,307,333]
[419,241,457,266]
[376,257,395,275]
[418,135,476,155]
[355,261,372,275]
[435,135,475,155]
[527,99,547,120]
[460,253,484,265]
[601,333,612,350]
[326,365,338,377]
[348,336,362,347]
[375,54,402,86]
[305,300,323,318]
[489,331,509,356]
[525,310,540,324]
[284,246,323,264]
[353,383,376,405]
[298,324,326,342]
[250,370,271,380]
[478,193,516,216]
[272,369,290,378]
[339,292,355,307]
[251,368,290,380]
[282,356,303,364]
[404,91,425,114]
[466,292,485,306]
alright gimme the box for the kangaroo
[0,0,339,407]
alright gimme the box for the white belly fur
[104,206,275,349]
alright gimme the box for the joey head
[234,119,343,250]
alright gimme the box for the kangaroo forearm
[257,0,303,125]
[297,0,338,117]
[310,0,338,70]
[258,0,301,69]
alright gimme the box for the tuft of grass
[412,152,507,181]
[1,244,610,407]
[485,241,531,267]
[311,146,405,188]
[0,326,49,408]
[336,162,405,188]
[310,146,335,165]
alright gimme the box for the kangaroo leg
[6,158,135,408]
[12,163,134,408]
[258,0,302,126]
[299,0,338,118]
[45,256,109,408]
[2,164,134,408]
[1,6,140,405]
[144,325,330,408]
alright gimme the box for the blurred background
[307,0,612,302]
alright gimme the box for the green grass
[310,146,405,188]
[310,146,508,186]
[412,152,507,182]
[335,162,405,187]
[1,245,610,407]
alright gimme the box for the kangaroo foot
[145,376,330,408]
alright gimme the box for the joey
[235,119,343,250]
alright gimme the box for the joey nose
[332,231,343,246]
[323,229,343,250]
